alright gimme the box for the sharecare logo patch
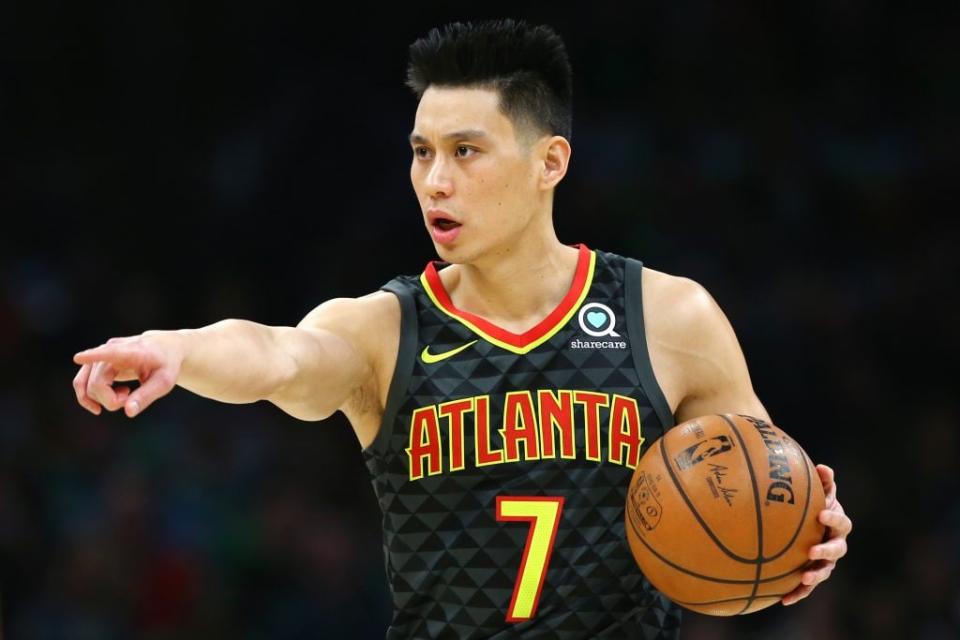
[571,302,627,349]
[578,302,619,337]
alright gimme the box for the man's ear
[539,135,571,190]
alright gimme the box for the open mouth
[434,218,461,231]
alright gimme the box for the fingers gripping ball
[625,414,826,615]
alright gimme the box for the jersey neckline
[419,243,596,355]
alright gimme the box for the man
[73,18,851,639]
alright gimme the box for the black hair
[405,18,573,145]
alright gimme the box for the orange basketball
[625,414,826,615]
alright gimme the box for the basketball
[625,414,826,615]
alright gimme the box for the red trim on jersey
[422,243,591,349]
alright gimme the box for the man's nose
[424,155,453,196]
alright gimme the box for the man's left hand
[781,463,852,606]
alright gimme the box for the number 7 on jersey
[495,495,565,622]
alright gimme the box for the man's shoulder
[639,265,726,344]
[640,264,700,300]
[300,289,400,331]
[585,247,717,326]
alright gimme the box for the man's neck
[440,232,582,335]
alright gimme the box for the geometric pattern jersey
[361,244,683,639]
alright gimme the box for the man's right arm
[72,295,389,421]
[176,312,371,420]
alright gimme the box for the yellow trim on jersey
[419,250,596,355]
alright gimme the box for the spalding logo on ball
[625,414,826,616]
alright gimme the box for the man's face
[409,86,542,263]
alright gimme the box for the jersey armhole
[361,280,418,455]
[624,258,677,430]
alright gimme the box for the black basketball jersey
[361,244,683,639]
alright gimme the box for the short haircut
[405,18,574,146]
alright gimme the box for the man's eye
[412,146,474,159]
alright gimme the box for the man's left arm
[659,274,852,606]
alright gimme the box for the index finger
[73,343,137,366]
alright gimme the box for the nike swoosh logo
[421,339,479,364]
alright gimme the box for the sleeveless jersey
[361,243,683,639]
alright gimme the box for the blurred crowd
[1,3,957,638]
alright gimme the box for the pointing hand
[73,331,184,418]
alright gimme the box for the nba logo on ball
[578,302,619,337]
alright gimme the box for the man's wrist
[142,328,192,370]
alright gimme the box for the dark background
[2,2,957,638]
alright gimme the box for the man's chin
[433,241,469,264]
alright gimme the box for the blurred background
[1,1,957,638]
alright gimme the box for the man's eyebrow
[408,129,488,145]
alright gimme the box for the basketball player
[72,19,852,638]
